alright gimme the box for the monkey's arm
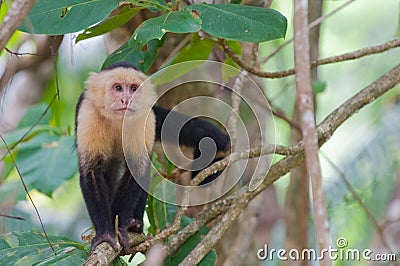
[152,105,230,183]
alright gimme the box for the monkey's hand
[127,218,143,233]
[117,218,144,255]
[91,231,119,253]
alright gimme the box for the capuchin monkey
[75,62,230,254]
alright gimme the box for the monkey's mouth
[114,107,135,114]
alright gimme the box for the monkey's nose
[120,97,130,105]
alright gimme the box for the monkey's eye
[130,85,138,92]
[114,84,123,92]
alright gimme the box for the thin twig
[322,153,395,255]
[0,134,55,254]
[308,0,356,30]
[129,207,186,254]
[4,47,39,56]
[0,213,26,221]
[222,38,400,79]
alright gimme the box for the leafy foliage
[14,134,77,197]
[129,11,202,49]
[76,6,142,43]
[102,39,165,72]
[0,230,88,265]
[188,4,287,42]
[169,33,215,65]
[20,0,120,35]
[1,104,78,197]
[20,0,286,72]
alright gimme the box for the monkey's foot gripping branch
[84,232,148,266]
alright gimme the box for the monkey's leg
[128,183,148,233]
[110,164,149,254]
[80,158,118,252]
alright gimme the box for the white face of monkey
[85,67,156,121]
[105,80,141,116]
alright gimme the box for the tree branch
[221,38,400,79]
[293,1,332,265]
[0,0,36,52]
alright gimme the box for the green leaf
[0,125,61,150]
[150,183,178,229]
[147,195,178,232]
[103,38,164,73]
[146,153,165,235]
[163,155,176,176]
[76,6,142,43]
[226,40,242,55]
[188,4,287,42]
[199,251,217,266]
[170,33,215,65]
[15,134,78,196]
[312,80,327,94]
[129,10,201,49]
[17,103,52,129]
[20,0,120,35]
[0,230,88,265]
[152,61,205,86]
